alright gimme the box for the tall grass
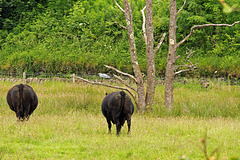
[152,80,240,118]
[0,81,239,159]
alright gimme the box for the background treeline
[0,0,240,78]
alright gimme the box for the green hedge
[0,0,240,78]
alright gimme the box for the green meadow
[0,80,239,159]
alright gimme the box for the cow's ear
[105,93,108,95]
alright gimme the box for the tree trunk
[165,0,177,110]
[145,0,155,108]
[164,0,240,111]
[123,0,146,112]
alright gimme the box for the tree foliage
[0,0,239,78]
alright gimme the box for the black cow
[101,91,134,135]
[6,84,38,121]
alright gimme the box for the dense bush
[0,0,239,78]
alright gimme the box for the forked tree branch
[104,65,138,83]
[113,0,125,13]
[177,21,240,48]
[154,33,166,54]
[141,6,147,43]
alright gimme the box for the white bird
[98,73,110,79]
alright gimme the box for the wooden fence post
[73,73,75,83]
[23,72,26,83]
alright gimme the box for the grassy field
[0,80,239,159]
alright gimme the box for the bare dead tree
[165,0,240,110]
[112,0,166,110]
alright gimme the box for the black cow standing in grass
[101,91,134,135]
[7,84,38,121]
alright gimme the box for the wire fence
[0,71,119,84]
[0,71,74,78]
[0,71,239,86]
[0,71,80,83]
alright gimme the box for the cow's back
[101,92,121,110]
[6,84,38,120]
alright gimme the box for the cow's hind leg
[116,120,122,135]
[16,108,21,121]
[24,104,31,121]
[126,115,132,134]
[127,119,131,134]
[26,115,30,121]
[107,118,112,134]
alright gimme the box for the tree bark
[145,0,155,108]
[123,0,146,112]
[165,0,177,110]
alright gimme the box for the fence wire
[0,71,239,86]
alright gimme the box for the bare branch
[176,0,186,16]
[175,49,197,75]
[113,74,137,92]
[175,64,188,70]
[131,0,133,11]
[177,32,193,48]
[141,6,147,43]
[115,22,127,30]
[175,55,181,61]
[177,21,240,48]
[185,49,195,66]
[192,21,240,28]
[74,75,136,102]
[154,33,166,54]
[174,67,197,75]
[113,0,125,13]
[104,65,138,83]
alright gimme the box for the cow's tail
[116,91,125,119]
[19,84,24,118]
